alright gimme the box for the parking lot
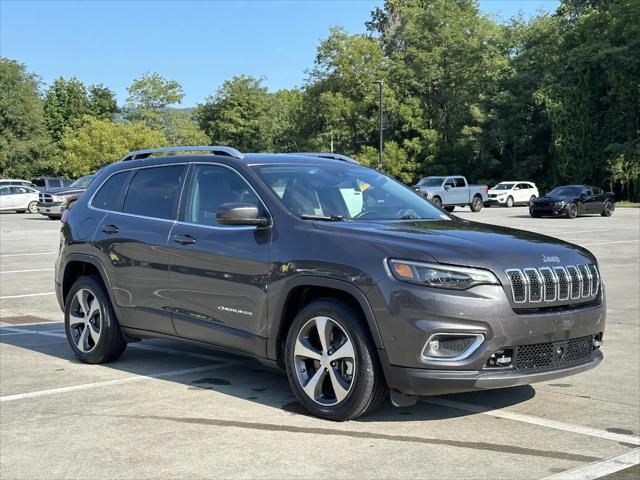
[1,207,638,479]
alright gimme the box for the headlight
[52,195,67,204]
[554,201,566,207]
[387,259,500,290]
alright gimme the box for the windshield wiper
[300,214,346,221]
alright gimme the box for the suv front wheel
[64,276,127,364]
[284,299,387,421]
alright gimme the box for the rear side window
[92,171,130,211]
[123,165,185,220]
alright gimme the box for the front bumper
[530,204,567,216]
[485,197,507,205]
[382,351,602,395]
[37,202,65,216]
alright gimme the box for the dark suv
[55,146,605,420]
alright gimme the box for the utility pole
[373,80,384,171]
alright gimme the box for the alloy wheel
[68,288,102,353]
[293,316,355,406]
[28,201,38,214]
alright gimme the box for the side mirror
[580,193,587,199]
[514,187,520,191]
[217,203,270,226]
[444,185,451,191]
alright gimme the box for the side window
[582,187,592,196]
[454,177,466,188]
[49,179,62,188]
[122,165,185,220]
[444,178,455,188]
[592,187,602,195]
[0,187,9,196]
[92,171,131,212]
[184,165,262,227]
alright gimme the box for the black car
[37,174,95,219]
[55,146,605,420]
[530,185,615,219]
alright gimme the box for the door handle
[173,234,197,245]
[100,224,119,234]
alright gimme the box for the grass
[616,201,640,207]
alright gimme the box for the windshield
[252,164,450,221]
[548,186,582,197]
[493,183,514,191]
[70,175,95,188]
[417,177,444,187]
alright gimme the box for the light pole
[373,80,384,171]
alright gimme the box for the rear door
[586,186,605,213]
[91,164,187,335]
[167,163,272,357]
[0,186,13,210]
[449,177,468,204]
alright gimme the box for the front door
[92,164,187,335]
[167,163,272,357]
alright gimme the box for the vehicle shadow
[0,322,535,422]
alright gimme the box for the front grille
[505,264,599,307]
[489,194,497,198]
[513,335,596,371]
[38,193,53,204]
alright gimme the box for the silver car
[0,185,39,213]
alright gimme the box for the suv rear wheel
[64,276,127,364]
[284,299,386,421]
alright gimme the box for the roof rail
[289,152,359,164]
[120,146,244,161]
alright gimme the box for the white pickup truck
[413,176,488,212]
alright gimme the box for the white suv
[486,181,539,207]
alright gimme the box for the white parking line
[422,397,640,446]
[579,240,640,246]
[0,292,55,299]
[543,448,640,480]
[0,363,230,403]
[0,269,55,274]
[0,252,57,257]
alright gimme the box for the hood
[314,219,595,271]
[533,195,573,204]
[488,188,510,194]
[42,186,86,196]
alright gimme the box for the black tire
[529,195,536,204]
[530,211,541,218]
[431,196,442,208]
[284,299,387,421]
[27,201,38,214]
[444,206,455,212]
[470,195,483,212]
[47,215,60,220]
[566,203,578,219]
[64,275,127,364]
[505,196,514,208]
[601,201,614,217]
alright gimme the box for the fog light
[422,333,484,361]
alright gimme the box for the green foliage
[43,76,90,142]
[0,58,52,178]
[126,72,184,111]
[55,116,167,177]
[355,141,416,184]
[88,84,118,119]
[196,75,272,151]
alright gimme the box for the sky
[1,0,560,107]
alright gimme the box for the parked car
[413,176,488,212]
[56,146,605,420]
[37,174,95,219]
[0,185,39,213]
[31,176,72,191]
[0,178,37,188]
[486,181,539,207]
[530,185,615,219]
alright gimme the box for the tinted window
[454,178,466,188]
[49,179,62,188]
[548,186,582,197]
[70,175,95,189]
[92,171,130,211]
[0,187,9,195]
[184,165,262,226]
[592,187,602,195]
[123,165,185,220]
[417,177,444,187]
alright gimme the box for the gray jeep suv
[55,146,605,420]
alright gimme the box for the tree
[56,116,167,177]
[43,76,90,142]
[355,141,416,184]
[161,109,210,146]
[126,72,184,112]
[0,58,52,177]
[196,75,272,151]
[88,84,118,119]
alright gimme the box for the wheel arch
[268,276,384,367]
[61,254,116,309]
